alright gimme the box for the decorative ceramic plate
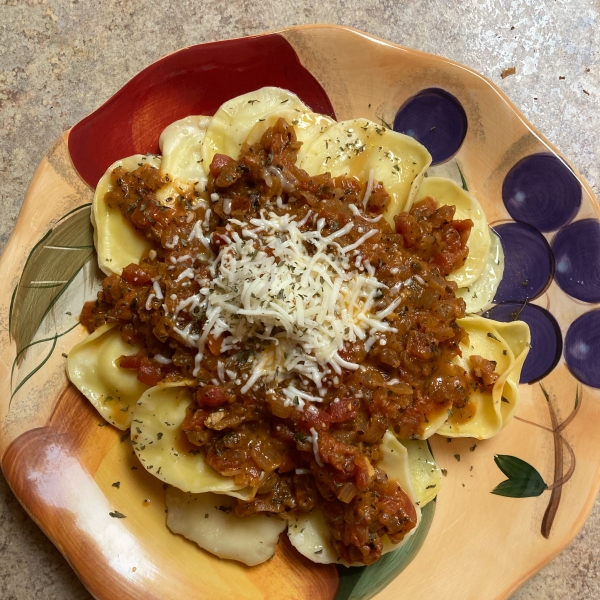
[1,25,600,600]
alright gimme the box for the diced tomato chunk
[136,358,167,386]
[197,385,229,407]
[119,354,143,369]
[182,407,211,431]
[354,456,374,490]
[121,264,153,286]
[210,226,231,254]
[230,196,251,213]
[300,407,331,432]
[317,431,356,476]
[327,398,360,423]
[453,218,473,245]
[209,154,235,177]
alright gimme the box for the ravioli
[299,118,432,226]
[156,115,212,203]
[67,323,148,430]
[92,154,161,275]
[416,177,490,288]
[435,316,530,439]
[245,109,335,154]
[287,431,422,566]
[457,230,505,313]
[201,87,311,169]
[131,383,254,499]
[165,488,287,566]
[402,439,442,507]
[419,408,454,441]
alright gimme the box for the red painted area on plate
[68,33,335,188]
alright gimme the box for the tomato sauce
[80,118,497,565]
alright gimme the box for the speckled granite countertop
[1,1,599,598]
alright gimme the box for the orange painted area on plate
[3,385,339,600]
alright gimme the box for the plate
[1,25,600,600]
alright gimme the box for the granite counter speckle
[1,1,599,598]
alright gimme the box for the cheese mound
[181,210,398,403]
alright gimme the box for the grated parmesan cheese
[153,354,172,364]
[152,279,164,300]
[309,427,324,467]
[165,235,179,249]
[169,208,401,410]
[175,268,195,282]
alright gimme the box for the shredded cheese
[309,427,324,467]
[153,354,172,364]
[169,208,401,410]
[362,168,375,209]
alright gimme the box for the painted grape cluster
[394,89,600,389]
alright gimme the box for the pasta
[68,87,529,567]
[67,323,148,430]
[415,177,491,288]
[298,118,431,226]
[131,383,254,499]
[287,432,422,566]
[158,115,212,203]
[93,155,160,275]
[166,488,288,566]
[201,87,331,166]
[436,317,530,439]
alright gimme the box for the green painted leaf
[10,204,94,354]
[375,114,393,130]
[335,500,435,600]
[491,454,547,498]
[9,335,57,410]
[539,382,550,402]
[10,321,80,393]
[456,163,469,191]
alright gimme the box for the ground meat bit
[394,197,473,276]
[80,117,496,565]
[470,354,499,392]
[322,475,417,565]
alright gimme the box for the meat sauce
[81,118,498,565]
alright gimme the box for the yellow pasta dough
[457,229,505,313]
[435,316,530,439]
[131,383,254,499]
[299,118,432,227]
[416,177,491,288]
[245,108,335,153]
[156,115,212,203]
[67,323,148,430]
[201,87,311,168]
[165,488,287,566]
[92,155,161,275]
[402,439,443,507]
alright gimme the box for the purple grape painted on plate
[564,309,600,388]
[493,222,555,303]
[484,303,562,384]
[393,88,467,165]
[502,153,581,232]
[551,219,600,303]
